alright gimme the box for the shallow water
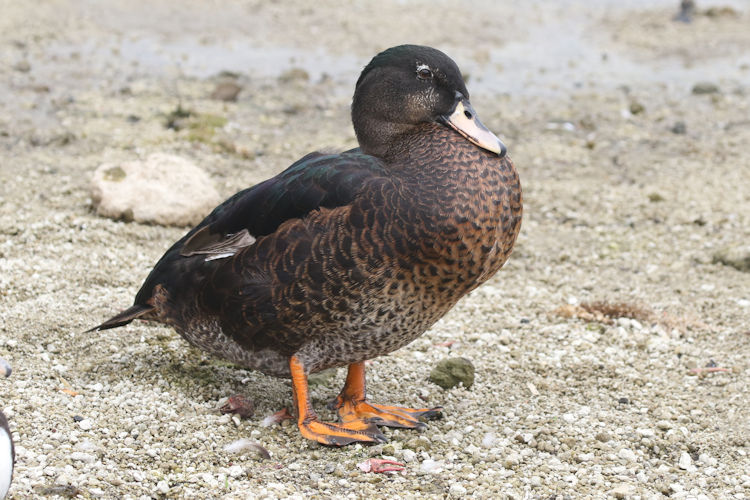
[2,0,747,123]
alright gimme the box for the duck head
[352,44,506,159]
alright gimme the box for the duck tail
[86,304,155,332]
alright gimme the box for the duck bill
[441,99,507,157]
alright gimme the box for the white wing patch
[181,227,256,261]
[205,252,237,262]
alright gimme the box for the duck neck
[380,122,486,181]
[353,115,414,160]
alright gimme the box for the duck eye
[417,67,433,80]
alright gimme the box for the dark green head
[352,45,505,158]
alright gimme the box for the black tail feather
[86,304,155,333]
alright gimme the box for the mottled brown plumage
[92,45,522,446]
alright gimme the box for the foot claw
[299,419,387,447]
[336,400,443,429]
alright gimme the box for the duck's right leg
[289,356,387,446]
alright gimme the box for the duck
[91,45,522,446]
[1,358,13,499]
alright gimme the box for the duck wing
[90,150,389,333]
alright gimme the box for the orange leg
[331,361,442,429]
[289,356,386,446]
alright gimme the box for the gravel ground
[1,1,749,498]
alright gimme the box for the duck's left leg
[331,361,442,429]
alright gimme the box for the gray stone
[91,153,221,227]
[211,81,242,102]
[429,357,475,389]
[713,244,750,272]
[692,82,720,95]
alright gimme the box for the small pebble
[481,432,497,448]
[69,452,95,463]
[671,121,687,134]
[611,483,635,499]
[78,419,93,431]
[503,453,522,468]
[656,420,673,430]
[692,82,720,95]
[629,101,645,115]
[449,483,467,497]
[420,459,442,473]
[156,480,169,494]
[596,432,612,442]
[210,81,242,102]
[699,453,717,467]
[13,60,31,72]
[678,452,693,470]
[429,357,475,389]
[618,448,637,462]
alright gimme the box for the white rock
[156,480,169,494]
[611,483,635,498]
[698,453,717,467]
[481,432,497,448]
[636,428,655,438]
[420,459,443,473]
[656,420,672,430]
[678,452,692,470]
[503,452,522,468]
[69,452,96,463]
[449,483,467,497]
[402,449,417,463]
[91,153,221,227]
[78,419,93,431]
[616,317,631,328]
[618,448,637,462]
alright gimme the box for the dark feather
[131,150,387,307]
[86,304,154,332]
[180,228,256,260]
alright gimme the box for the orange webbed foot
[330,361,443,430]
[333,397,442,429]
[298,417,387,447]
[290,356,388,446]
